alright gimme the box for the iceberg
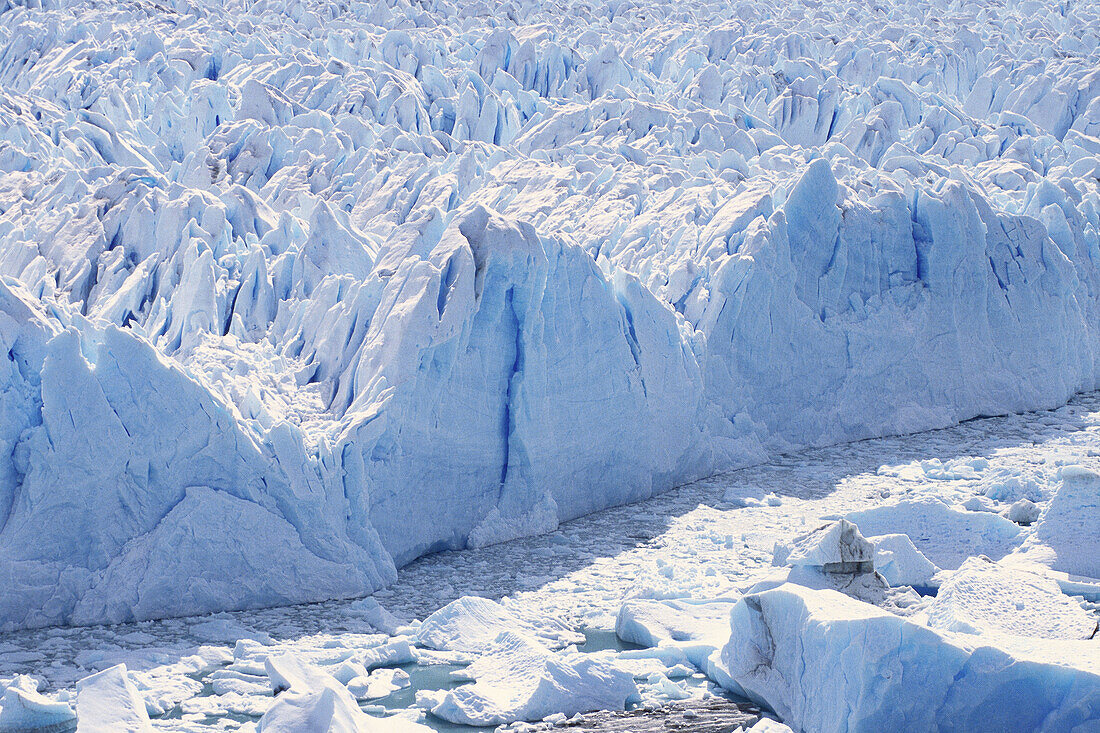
[0,676,76,732]
[74,665,152,733]
[714,584,1100,733]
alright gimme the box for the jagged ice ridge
[1,0,1100,630]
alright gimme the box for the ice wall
[1,0,1099,629]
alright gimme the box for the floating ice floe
[424,631,637,726]
[255,655,430,733]
[416,596,581,653]
[0,675,76,732]
[713,584,1100,733]
[74,664,153,733]
[847,499,1023,569]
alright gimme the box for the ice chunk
[345,668,410,700]
[847,500,1023,569]
[1004,499,1041,525]
[257,656,385,733]
[359,639,416,670]
[615,599,738,670]
[748,719,795,733]
[925,557,1096,639]
[616,599,737,648]
[871,534,940,588]
[416,596,579,653]
[428,632,637,726]
[1013,466,1100,579]
[346,598,405,635]
[0,675,76,731]
[772,519,874,573]
[75,664,153,733]
[713,584,1100,732]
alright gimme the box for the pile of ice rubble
[616,466,1100,732]
[4,0,1100,629]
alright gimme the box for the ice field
[2,0,1100,727]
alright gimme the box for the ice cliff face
[1,0,1100,629]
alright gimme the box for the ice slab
[871,533,940,589]
[416,596,580,653]
[1013,466,1100,580]
[847,500,1023,569]
[713,584,1100,733]
[426,632,637,726]
[74,664,152,733]
[925,557,1097,639]
[0,675,76,732]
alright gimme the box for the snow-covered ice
[415,596,581,653]
[3,0,1100,631]
[422,631,636,725]
[1012,465,1100,580]
[846,498,1023,569]
[869,533,940,589]
[923,556,1097,639]
[713,583,1100,733]
[75,664,153,733]
[0,675,76,732]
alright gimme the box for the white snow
[424,631,637,725]
[1012,465,1100,580]
[1,0,1100,632]
[924,557,1096,640]
[74,664,153,733]
[846,499,1023,569]
[713,584,1100,733]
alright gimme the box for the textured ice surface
[415,595,580,653]
[3,0,1100,630]
[255,656,407,733]
[74,664,153,733]
[924,557,1096,639]
[424,631,637,725]
[771,518,874,572]
[846,499,1023,569]
[870,533,940,588]
[0,675,76,731]
[714,584,1100,733]
[1012,465,1100,580]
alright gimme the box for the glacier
[1,0,1100,632]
